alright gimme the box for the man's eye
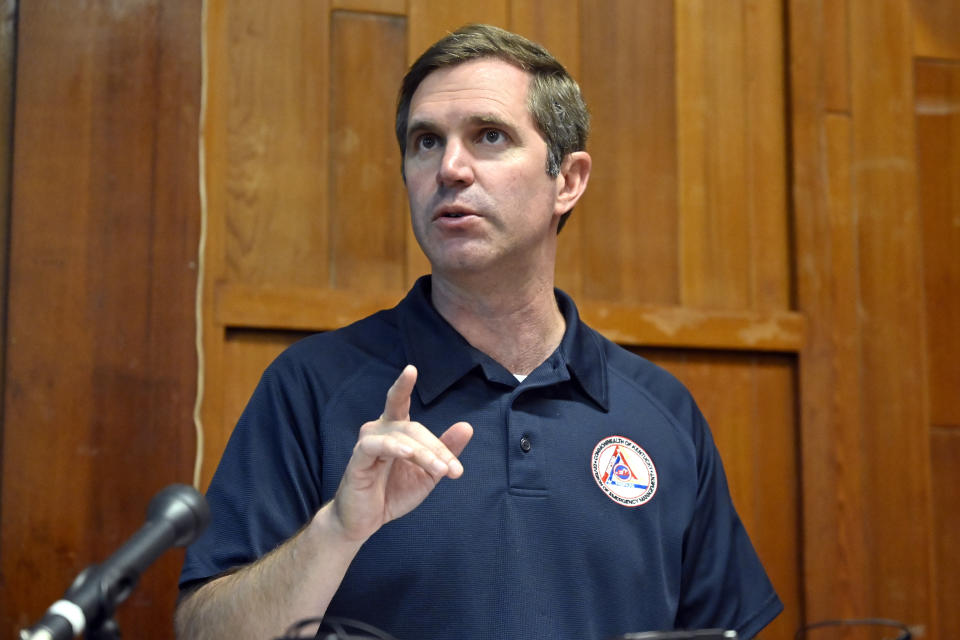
[481,129,505,144]
[416,134,439,150]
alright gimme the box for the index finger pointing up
[381,364,417,422]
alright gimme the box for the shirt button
[520,435,532,452]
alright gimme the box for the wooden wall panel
[407,0,509,59]
[916,60,960,427]
[788,0,870,627]
[791,0,937,636]
[743,0,790,310]
[643,350,801,640]
[217,1,331,287]
[680,0,753,309]
[578,1,679,305]
[913,0,960,60]
[824,0,851,112]
[329,11,408,291]
[916,59,960,640]
[332,0,405,14]
[677,1,743,309]
[930,428,960,639]
[0,2,201,638]
[677,0,790,311]
[849,1,932,625]
[0,0,14,437]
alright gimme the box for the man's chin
[422,240,495,268]
[427,251,501,278]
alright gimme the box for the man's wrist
[309,501,369,552]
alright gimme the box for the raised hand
[331,365,473,542]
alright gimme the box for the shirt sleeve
[674,406,784,638]
[179,354,324,590]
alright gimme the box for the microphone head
[146,484,211,547]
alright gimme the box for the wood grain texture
[579,300,803,352]
[915,60,960,427]
[913,0,960,60]
[0,2,201,637]
[0,0,13,400]
[216,283,406,332]
[329,11,408,291]
[0,2,14,531]
[930,427,960,639]
[217,0,331,287]
[677,0,790,311]
[791,0,936,635]
[743,0,790,310]
[790,1,872,633]
[215,282,805,352]
[677,0,749,309]
[824,0,851,112]
[332,0,406,15]
[407,0,508,60]
[916,59,960,640]
[850,0,933,627]
[578,0,679,305]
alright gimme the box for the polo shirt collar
[555,287,609,411]
[398,276,608,411]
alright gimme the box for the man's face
[403,58,563,278]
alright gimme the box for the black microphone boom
[21,484,210,640]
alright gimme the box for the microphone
[21,484,210,640]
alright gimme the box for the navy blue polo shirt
[181,276,782,639]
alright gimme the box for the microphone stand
[63,567,122,640]
[19,483,210,640]
[19,566,125,640]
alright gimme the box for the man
[176,24,782,640]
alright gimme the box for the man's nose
[437,139,474,187]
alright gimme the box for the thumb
[440,421,474,458]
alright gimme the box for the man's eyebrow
[406,119,437,140]
[406,113,518,140]
[469,113,514,129]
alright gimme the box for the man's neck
[430,271,566,376]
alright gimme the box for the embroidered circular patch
[591,436,658,507]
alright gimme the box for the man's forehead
[409,58,531,117]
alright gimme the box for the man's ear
[554,151,591,216]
